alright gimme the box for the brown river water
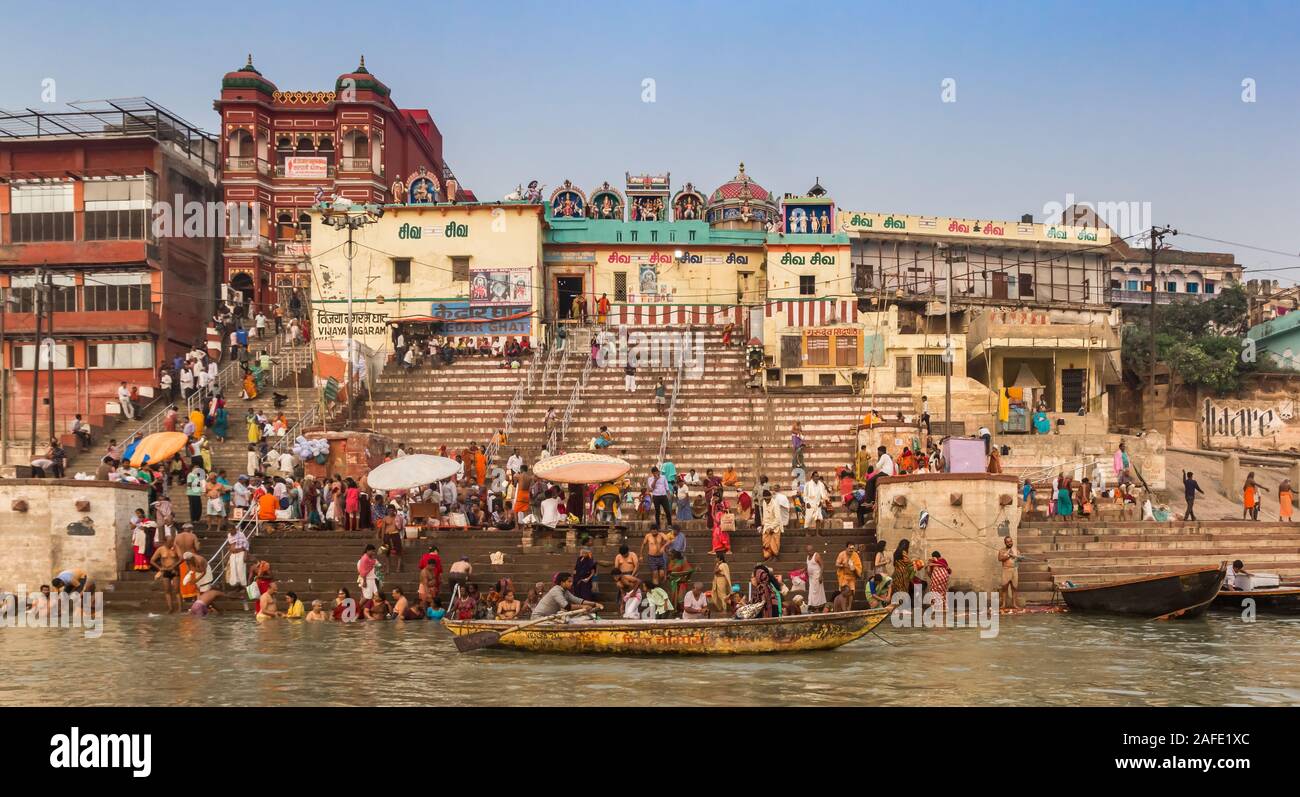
[1,611,1297,706]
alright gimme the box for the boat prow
[442,608,892,655]
[1058,563,1227,620]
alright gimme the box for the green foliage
[1120,285,1254,394]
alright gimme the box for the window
[799,275,816,295]
[84,272,151,312]
[895,356,912,388]
[84,177,151,241]
[1186,283,1200,294]
[613,272,628,302]
[393,258,411,284]
[1126,280,1139,291]
[49,274,77,312]
[805,335,830,366]
[1166,281,1177,292]
[87,341,154,369]
[834,333,859,366]
[1018,273,1034,297]
[13,343,74,370]
[917,354,950,376]
[1205,282,1216,294]
[451,256,470,282]
[9,182,74,242]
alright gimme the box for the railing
[657,354,687,464]
[224,157,269,175]
[486,352,542,468]
[117,334,305,450]
[207,514,264,586]
[554,342,597,452]
[338,157,371,173]
[540,332,563,394]
[272,403,319,455]
[1110,288,1211,305]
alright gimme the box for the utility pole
[29,265,42,457]
[1,285,8,465]
[1146,225,1177,430]
[45,269,55,445]
[941,247,966,434]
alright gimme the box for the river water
[2,611,1297,706]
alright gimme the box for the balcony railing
[274,240,311,258]
[223,235,273,255]
[338,157,372,173]
[1110,289,1211,304]
[225,157,270,175]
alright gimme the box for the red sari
[710,501,731,554]
[928,557,951,607]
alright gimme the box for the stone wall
[1202,393,1300,452]
[999,431,1166,490]
[0,479,145,590]
[875,473,1021,593]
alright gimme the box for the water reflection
[1,613,1297,707]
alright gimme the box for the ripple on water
[1,612,1298,706]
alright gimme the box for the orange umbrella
[129,431,190,467]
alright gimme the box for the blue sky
[5,0,1298,278]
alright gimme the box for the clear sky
[4,0,1298,279]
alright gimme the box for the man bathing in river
[150,541,181,613]
[614,545,639,591]
[998,535,1021,609]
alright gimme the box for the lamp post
[317,197,383,426]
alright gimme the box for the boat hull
[1060,564,1226,620]
[1213,587,1300,614]
[442,608,892,655]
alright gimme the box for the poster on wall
[469,268,532,306]
[638,264,658,297]
[431,301,533,336]
[284,156,329,179]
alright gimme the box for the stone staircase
[360,325,915,486]
[1016,520,1300,605]
[103,514,878,613]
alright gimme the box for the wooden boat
[1058,564,1226,620]
[1212,586,1300,614]
[442,608,892,655]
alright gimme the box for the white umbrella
[366,454,460,491]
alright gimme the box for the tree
[1121,285,1255,395]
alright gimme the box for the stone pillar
[1222,454,1239,500]
[1291,460,1300,491]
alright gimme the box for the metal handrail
[486,351,542,467]
[554,340,597,451]
[207,513,263,586]
[657,354,686,463]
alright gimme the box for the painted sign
[314,309,390,338]
[1203,398,1295,439]
[284,156,329,179]
[397,221,469,239]
[470,268,532,305]
[838,210,1111,245]
[638,264,658,297]
[430,301,532,336]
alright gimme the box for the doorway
[554,275,584,320]
[991,272,1009,300]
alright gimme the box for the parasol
[365,454,460,491]
[129,432,190,467]
[532,452,631,485]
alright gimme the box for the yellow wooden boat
[441,608,892,655]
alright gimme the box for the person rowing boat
[532,572,602,620]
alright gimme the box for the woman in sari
[189,409,205,438]
[666,550,694,611]
[927,550,951,612]
[710,551,732,613]
[1055,478,1074,521]
[709,496,731,554]
[242,367,258,400]
[246,411,261,445]
[210,405,229,443]
[898,447,917,474]
[748,565,780,618]
[891,539,915,598]
[573,547,598,601]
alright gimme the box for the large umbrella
[128,431,190,467]
[366,454,460,491]
[532,452,631,485]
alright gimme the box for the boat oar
[453,607,595,653]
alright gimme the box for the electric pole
[45,269,55,445]
[29,265,42,457]
[942,246,966,434]
[1146,225,1177,430]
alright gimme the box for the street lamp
[317,197,384,425]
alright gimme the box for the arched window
[1186,270,1203,294]
[298,212,312,240]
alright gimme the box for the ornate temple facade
[215,56,472,307]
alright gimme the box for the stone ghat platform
[1018,520,1300,605]
[104,518,880,613]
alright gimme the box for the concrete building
[215,55,472,308]
[0,99,220,449]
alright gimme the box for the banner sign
[469,267,532,305]
[284,156,329,180]
[430,301,532,335]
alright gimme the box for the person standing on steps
[648,467,671,530]
[1182,470,1204,521]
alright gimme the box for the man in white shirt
[232,476,251,514]
[539,489,564,529]
[803,474,829,529]
[179,367,194,399]
[506,450,524,475]
[682,583,710,620]
[255,312,268,339]
[277,450,296,477]
[875,446,896,477]
[245,444,260,477]
[116,382,135,419]
[196,368,211,392]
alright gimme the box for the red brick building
[215,55,473,307]
[0,99,221,448]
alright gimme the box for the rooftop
[0,98,217,169]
